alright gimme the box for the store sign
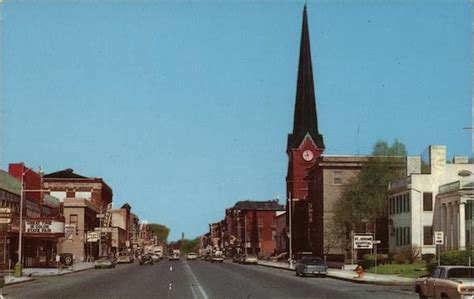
[25,220,64,234]
[87,232,99,242]
[353,234,373,249]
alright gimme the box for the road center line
[183,260,209,299]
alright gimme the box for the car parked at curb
[117,253,134,264]
[295,256,327,277]
[94,256,117,269]
[243,254,258,265]
[415,266,474,299]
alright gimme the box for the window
[407,194,411,212]
[70,214,78,226]
[258,229,263,240]
[272,217,276,227]
[332,171,343,185]
[423,193,433,211]
[258,217,263,227]
[406,227,411,245]
[424,226,433,245]
[272,230,276,241]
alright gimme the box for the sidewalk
[3,262,95,286]
[257,260,415,286]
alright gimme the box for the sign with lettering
[87,232,99,242]
[353,234,373,249]
[25,220,64,234]
[434,231,444,245]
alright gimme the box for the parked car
[139,254,154,266]
[211,251,224,263]
[415,266,474,299]
[187,252,198,260]
[295,256,327,277]
[117,253,134,264]
[94,256,117,269]
[243,254,258,265]
[232,254,241,263]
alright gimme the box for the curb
[5,278,36,286]
[257,262,414,286]
[29,266,95,277]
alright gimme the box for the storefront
[17,218,64,268]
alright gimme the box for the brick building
[5,163,64,268]
[43,168,113,261]
[286,5,325,255]
[224,200,284,257]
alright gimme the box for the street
[5,260,417,298]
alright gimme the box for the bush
[394,254,406,264]
[402,246,421,263]
[422,254,436,264]
[360,254,389,269]
[440,250,472,266]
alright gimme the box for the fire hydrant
[355,265,364,278]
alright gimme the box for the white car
[187,252,198,260]
[211,251,224,263]
[415,266,474,299]
[243,254,258,265]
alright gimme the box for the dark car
[139,254,154,266]
[295,256,327,277]
[232,254,241,263]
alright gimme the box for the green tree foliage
[168,237,201,254]
[334,139,407,234]
[149,223,170,244]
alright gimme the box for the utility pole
[244,214,248,256]
[289,192,293,269]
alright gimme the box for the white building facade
[388,145,473,256]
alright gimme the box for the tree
[149,223,170,244]
[333,139,407,245]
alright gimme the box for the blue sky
[1,0,471,241]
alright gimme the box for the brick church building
[286,5,325,256]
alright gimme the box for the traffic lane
[187,260,417,299]
[5,260,193,299]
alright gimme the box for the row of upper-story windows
[389,193,411,215]
[0,189,20,202]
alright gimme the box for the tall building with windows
[388,145,473,255]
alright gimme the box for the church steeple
[288,4,325,151]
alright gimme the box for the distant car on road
[169,252,180,261]
[117,253,134,264]
[211,251,224,263]
[94,256,117,269]
[415,266,474,299]
[187,252,198,260]
[295,256,327,277]
[150,253,161,262]
[243,254,258,265]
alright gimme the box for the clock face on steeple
[302,150,314,161]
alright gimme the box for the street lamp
[288,192,293,269]
[14,165,48,277]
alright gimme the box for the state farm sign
[25,220,64,234]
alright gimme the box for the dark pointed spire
[288,5,325,151]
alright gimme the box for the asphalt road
[4,259,418,298]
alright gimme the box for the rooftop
[232,200,284,211]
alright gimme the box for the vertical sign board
[434,231,444,245]
[353,234,373,250]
